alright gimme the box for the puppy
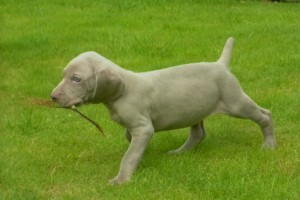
[51,37,276,185]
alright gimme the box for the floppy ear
[92,68,125,103]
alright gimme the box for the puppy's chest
[108,108,123,124]
[104,103,127,126]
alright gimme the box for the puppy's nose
[51,93,58,102]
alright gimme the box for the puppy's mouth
[65,98,83,108]
[54,98,83,108]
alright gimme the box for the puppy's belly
[153,115,205,131]
[151,99,218,131]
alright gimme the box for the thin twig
[71,105,106,137]
[31,98,105,137]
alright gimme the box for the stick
[71,105,106,137]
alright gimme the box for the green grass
[1,0,299,199]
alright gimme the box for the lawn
[0,0,299,199]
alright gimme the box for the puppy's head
[51,52,124,107]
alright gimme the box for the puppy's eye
[71,76,81,82]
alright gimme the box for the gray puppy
[51,37,276,185]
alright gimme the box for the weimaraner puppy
[51,37,276,185]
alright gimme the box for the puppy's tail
[218,37,234,67]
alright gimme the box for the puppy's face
[51,52,125,107]
[51,59,96,107]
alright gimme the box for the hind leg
[222,94,276,149]
[168,121,206,154]
[259,108,276,149]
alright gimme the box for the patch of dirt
[31,98,55,108]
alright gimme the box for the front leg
[124,129,131,142]
[109,125,154,185]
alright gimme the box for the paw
[262,140,277,150]
[108,176,129,185]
